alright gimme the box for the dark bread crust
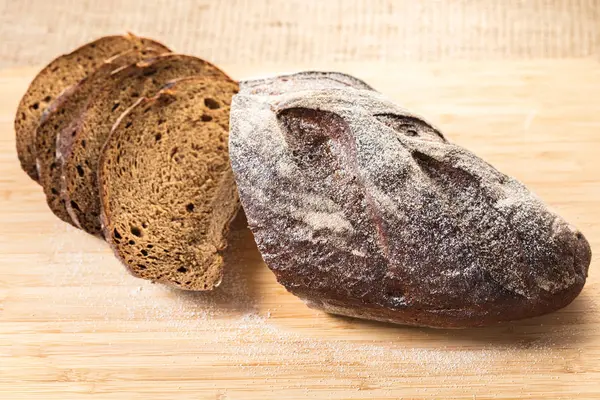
[60,54,232,236]
[229,86,592,328]
[99,77,240,290]
[15,33,170,183]
[35,48,168,226]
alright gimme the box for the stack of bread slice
[16,34,240,290]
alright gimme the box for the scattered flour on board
[43,221,592,398]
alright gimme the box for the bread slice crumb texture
[99,76,240,291]
[15,33,170,182]
[61,54,231,236]
[35,48,167,226]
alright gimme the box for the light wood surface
[2,0,598,68]
[0,61,599,399]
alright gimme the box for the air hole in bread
[43,95,52,103]
[81,140,86,148]
[76,165,84,177]
[141,249,148,256]
[204,98,220,109]
[146,244,153,248]
[31,102,40,110]
[186,203,195,212]
[158,118,165,125]
[155,133,162,141]
[70,200,81,212]
[177,266,188,273]
[50,162,57,170]
[51,188,59,195]
[201,114,212,122]
[137,264,147,270]
[130,226,142,237]
[129,240,135,245]
[125,121,133,129]
[71,130,77,137]
[142,222,148,228]
[113,228,122,239]
[170,147,178,157]
[111,102,120,112]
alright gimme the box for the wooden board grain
[0,60,599,400]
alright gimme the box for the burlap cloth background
[1,0,598,68]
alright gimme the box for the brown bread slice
[35,48,166,226]
[60,54,231,236]
[15,34,170,182]
[99,76,240,291]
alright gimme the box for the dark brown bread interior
[61,54,231,236]
[15,34,170,182]
[35,48,167,226]
[99,77,240,290]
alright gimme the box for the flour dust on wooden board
[1,62,599,399]
[36,216,596,399]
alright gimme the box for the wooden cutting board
[1,60,598,400]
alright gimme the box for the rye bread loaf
[239,71,374,95]
[60,54,231,236]
[99,77,240,290]
[229,86,592,328]
[15,34,170,182]
[35,48,167,226]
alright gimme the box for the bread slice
[15,34,170,182]
[35,48,166,226]
[99,76,240,291]
[60,54,231,236]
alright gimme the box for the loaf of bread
[99,77,240,290]
[15,34,169,183]
[229,85,592,328]
[35,48,167,226]
[60,54,230,236]
[14,34,593,323]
